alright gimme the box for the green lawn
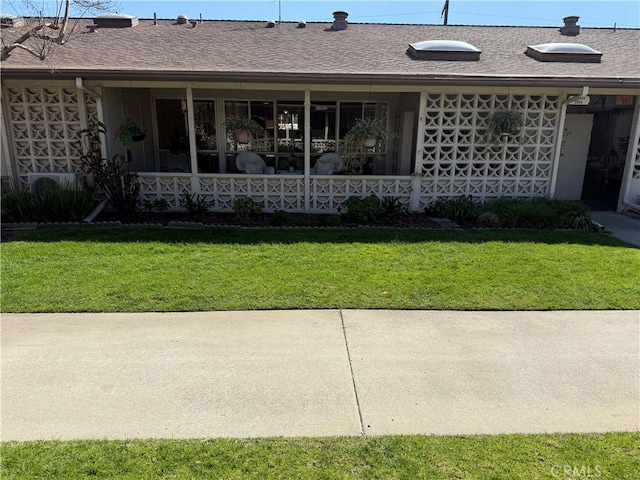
[2,227,639,312]
[2,433,638,479]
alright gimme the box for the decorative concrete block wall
[416,93,561,208]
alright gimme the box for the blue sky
[2,1,639,28]
[120,1,638,28]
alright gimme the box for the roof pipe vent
[332,11,348,30]
[176,14,188,25]
[266,20,276,28]
[560,15,580,36]
[190,20,197,28]
[298,21,306,28]
[87,24,98,33]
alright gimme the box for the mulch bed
[93,211,440,228]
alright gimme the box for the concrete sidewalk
[2,310,639,441]
[590,211,640,247]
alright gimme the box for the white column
[94,87,108,161]
[619,95,640,210]
[304,90,311,212]
[409,90,427,212]
[186,85,200,192]
[0,87,17,184]
[548,93,569,198]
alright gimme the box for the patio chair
[236,152,275,174]
[311,153,343,175]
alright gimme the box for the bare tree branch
[1,0,118,61]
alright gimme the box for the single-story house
[1,11,639,213]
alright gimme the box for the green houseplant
[484,109,524,142]
[223,115,266,144]
[114,118,145,143]
[342,118,392,175]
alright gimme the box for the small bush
[381,196,408,217]
[270,209,295,226]
[477,211,501,227]
[484,197,590,229]
[1,189,42,222]
[181,190,211,216]
[344,195,382,223]
[142,198,170,212]
[564,212,605,233]
[325,214,342,226]
[429,196,480,224]
[233,197,263,219]
[1,186,95,223]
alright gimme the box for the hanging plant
[484,109,524,143]
[114,118,145,144]
[223,115,266,144]
[342,118,394,175]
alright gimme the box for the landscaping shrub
[270,209,295,226]
[381,196,408,217]
[429,195,480,224]
[78,122,139,214]
[477,211,501,227]
[142,198,170,212]
[344,195,382,223]
[181,190,212,216]
[1,186,95,223]
[232,197,263,219]
[1,189,42,222]
[325,214,342,226]
[41,187,96,222]
[484,197,591,229]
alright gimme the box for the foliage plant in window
[114,118,145,143]
[342,118,392,175]
[223,115,266,144]
[484,109,524,143]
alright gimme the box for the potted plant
[342,118,392,175]
[223,115,266,144]
[114,118,145,143]
[485,109,524,142]
[344,117,390,150]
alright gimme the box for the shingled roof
[2,18,639,87]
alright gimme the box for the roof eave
[1,68,639,89]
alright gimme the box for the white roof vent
[525,43,602,63]
[266,20,276,28]
[176,14,188,25]
[298,21,306,28]
[407,40,481,61]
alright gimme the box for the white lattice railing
[418,93,560,207]
[138,173,192,209]
[200,174,305,212]
[310,176,412,213]
[137,173,414,213]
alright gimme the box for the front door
[555,114,594,200]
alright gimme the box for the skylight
[525,43,602,63]
[407,40,481,61]
[93,14,139,29]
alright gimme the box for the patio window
[193,100,218,173]
[224,100,276,172]
[155,98,190,173]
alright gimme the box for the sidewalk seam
[340,309,365,436]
